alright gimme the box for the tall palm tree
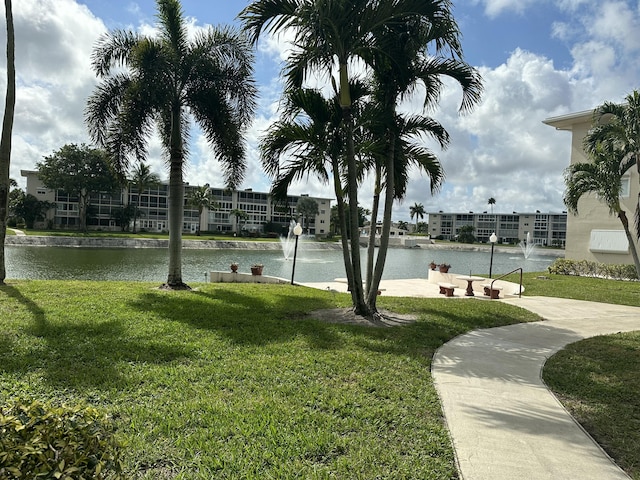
[86,0,256,289]
[129,162,161,233]
[242,0,480,317]
[361,5,481,309]
[488,197,496,213]
[260,85,363,293]
[187,184,217,235]
[410,203,425,229]
[0,0,15,284]
[564,141,640,279]
[584,90,640,238]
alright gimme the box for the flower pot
[438,265,450,273]
[251,265,263,276]
[429,262,437,271]
[230,264,238,273]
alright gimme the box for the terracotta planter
[429,262,437,271]
[438,265,450,273]
[251,265,263,276]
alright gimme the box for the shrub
[548,259,638,280]
[0,400,123,479]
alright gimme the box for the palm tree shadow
[0,284,192,391]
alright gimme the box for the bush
[0,400,123,479]
[548,259,638,280]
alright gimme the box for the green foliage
[456,225,476,244]
[0,400,122,479]
[547,258,638,280]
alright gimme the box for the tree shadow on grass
[126,285,349,350]
[0,284,194,392]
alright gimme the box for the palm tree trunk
[79,189,88,232]
[331,156,355,299]
[367,135,395,310]
[166,107,186,288]
[339,61,368,316]
[343,106,368,315]
[366,165,381,292]
[618,210,640,279]
[0,0,15,284]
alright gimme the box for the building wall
[21,170,332,236]
[543,111,639,265]
[428,211,566,246]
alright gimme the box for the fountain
[279,220,299,260]
[519,232,537,259]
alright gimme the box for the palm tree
[260,86,361,293]
[187,184,217,235]
[0,0,15,285]
[584,90,640,238]
[409,203,425,230]
[488,197,496,213]
[564,141,640,279]
[361,6,481,309]
[242,0,480,317]
[86,0,256,289]
[129,163,161,233]
[229,208,248,235]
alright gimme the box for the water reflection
[5,245,557,283]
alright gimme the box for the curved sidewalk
[432,296,640,480]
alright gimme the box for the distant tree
[397,220,409,231]
[488,197,496,213]
[129,163,161,233]
[296,197,319,233]
[0,0,15,284]
[230,208,248,234]
[457,224,476,244]
[111,204,137,232]
[36,144,120,232]
[409,203,425,229]
[416,221,429,234]
[187,184,217,235]
[564,141,640,279]
[330,204,369,237]
[10,192,53,229]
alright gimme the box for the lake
[5,243,558,283]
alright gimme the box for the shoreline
[4,234,565,257]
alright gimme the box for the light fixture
[291,222,303,285]
[489,232,497,278]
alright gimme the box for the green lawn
[0,281,539,478]
[12,229,280,242]
[513,271,640,307]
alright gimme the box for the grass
[13,229,280,242]
[508,271,640,307]
[0,280,540,479]
[543,332,640,479]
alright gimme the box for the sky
[1,0,639,222]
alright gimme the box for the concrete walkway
[432,296,640,480]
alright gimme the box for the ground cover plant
[0,280,539,478]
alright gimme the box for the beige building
[428,211,566,246]
[543,110,639,265]
[21,170,332,236]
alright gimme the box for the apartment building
[543,109,639,264]
[428,211,567,246]
[20,170,332,236]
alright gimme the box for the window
[37,189,46,195]
[621,175,630,197]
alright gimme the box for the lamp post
[291,222,303,285]
[489,232,497,278]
